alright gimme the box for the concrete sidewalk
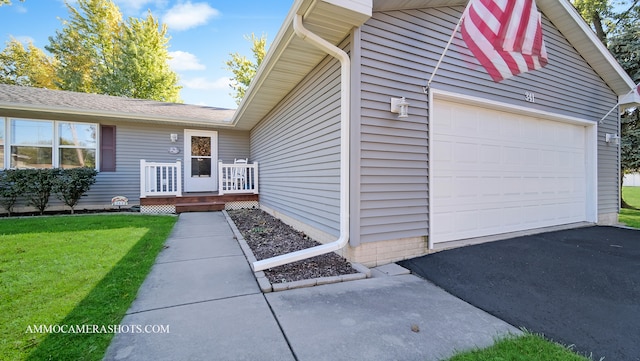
[103,212,518,361]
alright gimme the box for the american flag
[461,0,548,82]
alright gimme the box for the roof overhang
[0,82,238,128]
[230,0,372,130]
[0,101,237,128]
[232,0,636,131]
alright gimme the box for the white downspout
[252,13,350,272]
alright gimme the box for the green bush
[0,168,98,215]
[0,170,23,216]
[53,167,98,214]
[21,168,61,215]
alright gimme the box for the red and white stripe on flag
[461,0,549,82]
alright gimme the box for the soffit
[231,0,372,130]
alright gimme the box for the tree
[106,12,181,102]
[225,33,266,105]
[611,10,640,207]
[45,0,180,101]
[0,0,24,6]
[573,0,640,206]
[47,0,123,94]
[0,39,59,88]
[572,0,614,44]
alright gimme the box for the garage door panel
[432,100,589,244]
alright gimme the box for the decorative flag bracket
[599,84,640,124]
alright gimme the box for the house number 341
[525,91,536,103]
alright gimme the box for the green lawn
[621,186,640,228]
[0,214,176,361]
[446,333,589,361]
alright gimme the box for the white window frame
[56,121,99,169]
[1,117,99,170]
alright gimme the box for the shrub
[0,168,98,215]
[53,168,98,214]
[21,169,61,215]
[0,170,23,216]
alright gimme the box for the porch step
[141,193,259,214]
[176,202,225,213]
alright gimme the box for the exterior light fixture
[390,97,409,118]
[605,133,620,145]
[170,133,178,142]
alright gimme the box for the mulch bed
[227,208,358,284]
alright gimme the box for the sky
[0,0,293,109]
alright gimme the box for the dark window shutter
[100,125,116,172]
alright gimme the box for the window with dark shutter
[100,125,116,172]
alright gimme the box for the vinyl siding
[84,123,249,207]
[357,6,618,243]
[250,43,346,238]
[3,120,249,211]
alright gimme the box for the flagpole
[598,102,620,124]
[425,1,472,92]
[599,86,638,124]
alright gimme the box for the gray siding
[357,6,618,243]
[80,123,249,207]
[3,119,249,212]
[250,44,345,238]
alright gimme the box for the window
[10,119,53,169]
[58,122,97,169]
[2,118,99,170]
[0,118,4,169]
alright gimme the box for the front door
[184,130,218,192]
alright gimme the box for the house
[0,84,259,214]
[623,173,640,187]
[1,0,638,269]
[226,0,638,268]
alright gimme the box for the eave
[232,0,635,132]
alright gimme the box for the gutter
[252,13,351,272]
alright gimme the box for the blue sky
[0,0,292,109]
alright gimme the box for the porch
[140,192,259,214]
[139,159,259,214]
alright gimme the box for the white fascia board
[322,0,372,18]
[550,0,636,94]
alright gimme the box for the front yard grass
[0,214,176,361]
[446,333,590,361]
[621,186,640,228]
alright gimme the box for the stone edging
[222,210,371,293]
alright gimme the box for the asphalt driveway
[398,226,640,361]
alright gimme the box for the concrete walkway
[103,212,518,361]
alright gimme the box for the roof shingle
[0,84,236,126]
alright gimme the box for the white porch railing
[140,159,182,198]
[218,161,259,195]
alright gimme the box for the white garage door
[431,99,589,244]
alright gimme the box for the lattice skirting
[225,201,259,210]
[140,204,176,214]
